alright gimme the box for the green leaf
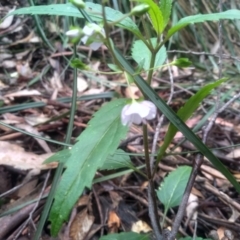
[156,166,191,213]
[8,3,141,38]
[44,149,71,164]
[99,232,150,240]
[168,9,240,37]
[172,58,192,68]
[70,58,88,70]
[99,149,132,171]
[107,63,122,72]
[132,38,167,71]
[159,0,173,29]
[113,47,240,194]
[137,0,164,34]
[157,78,227,162]
[49,99,128,236]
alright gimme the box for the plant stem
[168,155,202,240]
[143,124,163,239]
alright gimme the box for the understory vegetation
[1,0,240,240]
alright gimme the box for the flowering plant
[7,0,240,240]
[121,100,156,126]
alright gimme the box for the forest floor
[1,1,240,240]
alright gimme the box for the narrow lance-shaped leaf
[157,78,227,162]
[137,0,164,34]
[112,47,240,193]
[159,0,173,29]
[49,99,128,235]
[7,3,141,38]
[167,9,240,37]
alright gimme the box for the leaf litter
[1,0,240,240]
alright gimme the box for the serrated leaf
[7,3,141,38]
[99,232,150,240]
[99,149,132,171]
[137,0,164,34]
[157,166,191,212]
[159,0,172,29]
[157,78,227,162]
[43,149,71,164]
[49,99,128,236]
[168,9,240,37]
[132,38,167,71]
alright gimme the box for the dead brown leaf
[0,141,55,172]
[131,220,152,233]
[108,210,121,233]
[69,208,94,240]
[226,148,240,159]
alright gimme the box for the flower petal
[130,113,143,125]
[65,29,80,38]
[89,42,102,51]
[142,101,157,120]
[82,25,95,36]
[121,100,156,126]
[81,35,88,44]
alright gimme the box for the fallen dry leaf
[50,71,63,90]
[174,115,202,139]
[226,148,240,159]
[4,89,41,98]
[16,62,33,78]
[0,141,55,172]
[186,193,198,223]
[125,85,141,99]
[131,220,152,233]
[108,210,121,233]
[77,77,88,92]
[16,124,52,153]
[0,7,15,29]
[70,208,94,240]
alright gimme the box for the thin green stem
[33,44,78,240]
[146,51,157,85]
[102,3,123,71]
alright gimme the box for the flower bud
[70,0,85,9]
[131,4,150,17]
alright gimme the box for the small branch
[143,124,163,239]
[167,155,203,240]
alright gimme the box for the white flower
[121,100,157,126]
[81,23,105,51]
[65,29,81,38]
